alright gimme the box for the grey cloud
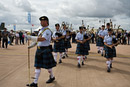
[59,0,130,18]
[118,0,130,17]
[0,2,9,11]
[0,0,130,31]
[14,0,35,12]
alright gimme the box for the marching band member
[83,27,91,60]
[62,24,72,58]
[96,27,101,53]
[97,25,105,56]
[104,23,110,57]
[27,16,56,87]
[52,23,65,63]
[75,26,90,68]
[104,29,119,72]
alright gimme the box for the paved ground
[0,43,130,87]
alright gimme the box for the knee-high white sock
[53,53,57,62]
[66,51,68,55]
[48,68,54,78]
[82,56,85,62]
[62,52,65,56]
[34,69,41,84]
[97,46,100,51]
[66,49,68,54]
[77,56,81,64]
[106,61,111,68]
[59,53,62,60]
[100,47,104,54]
[110,60,113,64]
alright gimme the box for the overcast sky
[0,0,130,31]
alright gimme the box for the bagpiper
[96,25,105,56]
[62,24,72,58]
[104,29,119,72]
[52,23,65,64]
[75,26,90,68]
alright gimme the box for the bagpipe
[66,29,71,35]
[112,38,118,46]
[55,32,63,42]
[79,34,89,44]
[55,32,62,37]
[84,34,89,39]
[65,29,71,41]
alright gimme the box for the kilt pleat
[34,48,56,69]
[64,39,72,49]
[53,40,65,52]
[86,40,90,51]
[76,42,89,55]
[105,46,116,58]
[96,37,104,46]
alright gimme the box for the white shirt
[104,29,108,36]
[104,35,113,45]
[24,33,27,37]
[15,33,19,37]
[37,26,52,46]
[75,32,84,41]
[98,30,105,36]
[61,29,66,36]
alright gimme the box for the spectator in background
[91,32,95,44]
[15,32,19,45]
[22,33,24,44]
[9,30,14,45]
[122,31,127,45]
[117,31,121,44]
[72,31,76,43]
[127,32,130,45]
[2,28,9,49]
[19,31,24,45]
[24,32,28,43]
[0,30,2,48]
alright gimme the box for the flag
[28,12,31,24]
[14,24,16,31]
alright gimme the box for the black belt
[37,46,49,49]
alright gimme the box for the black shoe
[62,56,65,59]
[66,54,68,57]
[98,50,100,53]
[27,82,38,87]
[107,67,111,72]
[77,63,81,68]
[82,62,84,65]
[104,54,106,57]
[59,60,62,64]
[10,44,13,46]
[110,64,112,68]
[46,77,55,84]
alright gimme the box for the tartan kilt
[64,39,72,49]
[96,37,104,46]
[53,40,65,52]
[105,46,116,58]
[83,42,89,55]
[76,43,89,55]
[86,40,90,51]
[34,48,56,69]
[104,45,107,51]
